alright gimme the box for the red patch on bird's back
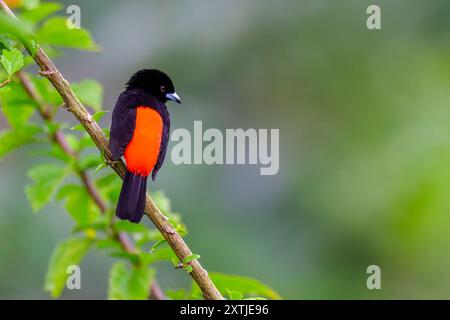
[124,106,163,176]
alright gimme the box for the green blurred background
[2,0,450,299]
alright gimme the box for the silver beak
[166,92,181,104]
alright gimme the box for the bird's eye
[160,86,166,93]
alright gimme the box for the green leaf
[71,80,103,112]
[141,247,174,265]
[72,220,108,233]
[63,133,79,151]
[71,111,107,132]
[102,128,110,138]
[108,262,155,300]
[22,0,41,10]
[171,256,180,267]
[22,54,37,68]
[94,162,108,173]
[25,163,68,212]
[114,220,147,233]
[44,122,62,135]
[0,130,27,158]
[166,289,187,300]
[57,184,101,225]
[0,85,11,93]
[135,229,163,247]
[0,36,14,51]
[151,190,172,213]
[182,253,200,264]
[20,2,62,25]
[183,265,193,273]
[32,76,63,106]
[190,273,281,300]
[226,289,244,300]
[96,173,121,203]
[77,134,95,151]
[36,17,99,50]
[1,103,35,128]
[175,222,188,236]
[70,123,84,131]
[109,251,141,265]
[1,48,24,78]
[0,81,37,128]
[78,153,102,171]
[93,110,108,121]
[44,237,92,298]
[150,239,167,253]
[56,183,78,199]
[96,174,116,187]
[0,127,37,159]
[30,143,71,163]
[0,78,34,104]
[0,12,38,55]
[96,239,122,251]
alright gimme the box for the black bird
[109,69,181,223]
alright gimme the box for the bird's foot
[106,159,120,167]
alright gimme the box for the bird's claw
[106,159,120,167]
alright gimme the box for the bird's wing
[109,90,137,160]
[152,108,170,181]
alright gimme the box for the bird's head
[126,69,181,104]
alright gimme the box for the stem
[0,79,11,88]
[79,169,107,212]
[3,2,223,299]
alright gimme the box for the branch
[2,1,223,300]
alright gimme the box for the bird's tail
[116,170,147,223]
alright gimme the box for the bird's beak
[166,92,181,104]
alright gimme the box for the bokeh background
[2,0,450,299]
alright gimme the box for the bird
[109,69,181,223]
